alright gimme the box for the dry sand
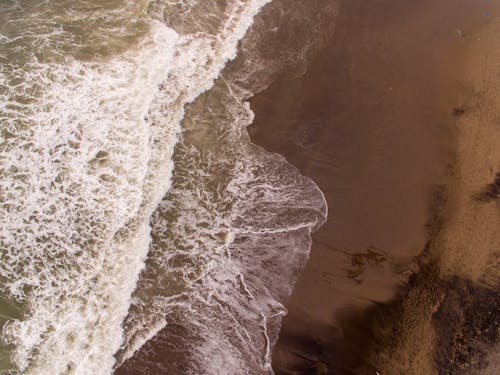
[249,0,499,373]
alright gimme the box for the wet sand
[249,0,499,373]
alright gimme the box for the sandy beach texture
[249,0,499,373]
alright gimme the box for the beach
[248,0,499,373]
[1,1,497,373]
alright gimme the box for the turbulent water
[0,1,328,374]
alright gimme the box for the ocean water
[0,1,328,374]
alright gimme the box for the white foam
[1,0,276,374]
[1,21,181,374]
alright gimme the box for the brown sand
[248,0,499,373]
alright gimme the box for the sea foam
[0,0,272,374]
[115,0,330,371]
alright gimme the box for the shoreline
[248,0,499,373]
[114,2,338,373]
